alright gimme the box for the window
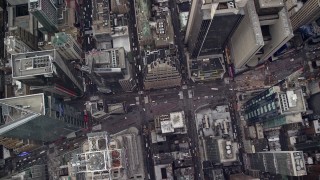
[16,4,29,17]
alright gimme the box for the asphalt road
[81,0,95,52]
[128,0,143,90]
[169,0,187,80]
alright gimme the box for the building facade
[28,0,58,33]
[243,85,306,128]
[11,50,83,97]
[247,151,307,176]
[144,58,181,90]
[289,0,320,31]
[0,93,85,142]
[230,0,293,68]
[185,0,243,58]
[51,32,82,61]
[85,48,136,92]
[5,27,39,52]
[4,36,33,54]
[0,137,39,153]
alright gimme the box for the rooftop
[153,12,175,48]
[154,164,173,180]
[195,105,233,139]
[204,138,238,165]
[72,131,128,179]
[157,111,186,134]
[192,55,224,72]
[256,0,284,8]
[160,120,174,133]
[11,50,55,78]
[135,0,153,44]
[170,111,185,129]
[51,32,71,47]
[92,0,112,35]
[279,89,306,114]
[174,167,194,180]
[85,48,126,72]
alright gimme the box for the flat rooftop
[11,50,55,78]
[280,89,306,113]
[192,54,224,72]
[170,111,184,129]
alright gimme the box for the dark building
[243,85,306,129]
[185,0,243,58]
[0,93,85,142]
[247,151,307,176]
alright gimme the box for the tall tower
[290,0,320,31]
[185,0,243,58]
[0,93,85,142]
[28,0,58,33]
[51,32,82,61]
[247,151,307,176]
[230,0,293,69]
[11,50,83,97]
[243,85,306,129]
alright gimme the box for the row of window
[245,88,275,108]
[247,101,277,119]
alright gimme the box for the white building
[154,111,187,135]
[4,36,33,54]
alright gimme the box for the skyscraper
[289,0,320,31]
[28,0,58,33]
[51,32,82,61]
[230,0,293,68]
[84,48,136,92]
[185,0,244,58]
[243,85,306,129]
[11,50,83,97]
[247,151,307,176]
[0,93,85,142]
